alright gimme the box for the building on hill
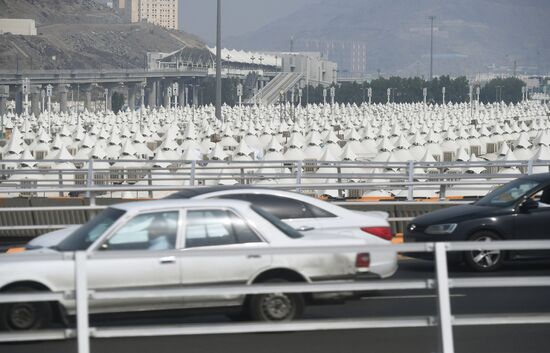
[0,19,37,36]
[114,0,178,30]
[297,39,367,80]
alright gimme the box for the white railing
[1,159,548,201]
[0,240,549,353]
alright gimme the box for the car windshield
[251,205,303,239]
[476,178,541,207]
[56,208,126,251]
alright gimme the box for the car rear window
[251,205,303,239]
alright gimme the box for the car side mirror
[520,198,539,212]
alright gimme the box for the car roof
[111,199,252,212]
[164,186,297,199]
[519,173,550,183]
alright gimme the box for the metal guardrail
[0,240,549,353]
[1,159,547,201]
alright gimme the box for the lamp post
[215,0,222,121]
[76,83,80,126]
[330,86,335,114]
[279,90,284,122]
[387,88,391,104]
[22,77,30,117]
[173,82,179,109]
[226,54,231,75]
[140,83,145,132]
[442,86,446,105]
[368,87,372,105]
[41,89,45,113]
[237,83,243,107]
[323,88,327,105]
[423,87,428,105]
[104,88,108,114]
[429,15,436,81]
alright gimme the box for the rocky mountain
[0,0,206,70]
[225,0,550,76]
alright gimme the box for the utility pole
[215,0,222,121]
[429,16,436,81]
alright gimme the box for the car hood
[412,204,503,226]
[28,225,80,249]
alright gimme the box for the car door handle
[247,254,261,259]
[296,226,315,232]
[159,256,176,264]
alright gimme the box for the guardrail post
[75,252,90,353]
[407,160,414,201]
[527,159,534,175]
[296,160,303,192]
[435,242,455,353]
[58,170,63,197]
[147,169,153,199]
[337,166,343,198]
[439,184,446,201]
[190,160,196,186]
[86,159,95,206]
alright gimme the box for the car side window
[531,187,550,208]
[102,211,179,251]
[218,194,313,220]
[185,209,262,248]
[306,203,337,218]
[227,210,262,243]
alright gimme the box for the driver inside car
[536,189,550,208]
[147,216,175,250]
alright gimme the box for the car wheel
[464,232,504,272]
[0,287,53,331]
[249,279,304,322]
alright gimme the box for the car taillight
[355,253,370,268]
[361,227,393,241]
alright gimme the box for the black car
[404,173,550,271]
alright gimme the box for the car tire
[0,286,53,331]
[248,279,304,322]
[464,231,505,272]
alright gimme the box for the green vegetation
[112,92,125,113]
[197,75,526,107]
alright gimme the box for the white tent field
[0,100,549,199]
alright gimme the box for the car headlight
[425,223,457,235]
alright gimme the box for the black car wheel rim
[261,293,293,320]
[9,303,38,330]
[470,236,501,268]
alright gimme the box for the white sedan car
[166,187,397,278]
[25,188,398,279]
[0,199,374,331]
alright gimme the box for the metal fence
[0,240,549,353]
[0,158,546,240]
[1,159,548,201]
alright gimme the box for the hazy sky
[180,0,313,44]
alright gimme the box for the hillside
[225,0,550,76]
[0,0,206,70]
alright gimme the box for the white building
[114,0,179,30]
[280,52,337,85]
[0,19,37,36]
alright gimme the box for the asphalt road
[2,259,550,353]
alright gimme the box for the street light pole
[429,16,436,81]
[215,0,222,121]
